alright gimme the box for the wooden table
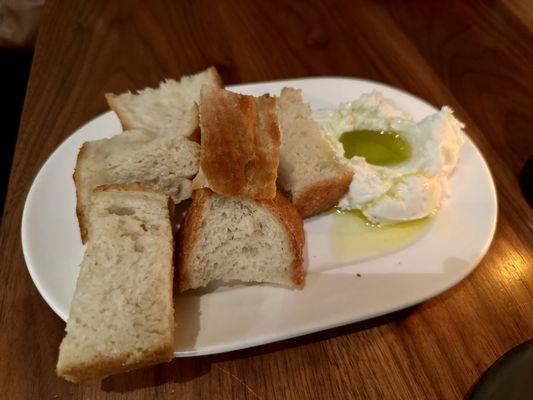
[1,1,532,398]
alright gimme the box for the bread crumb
[356,273,362,278]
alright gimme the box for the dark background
[1,48,32,221]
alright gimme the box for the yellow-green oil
[332,130,424,259]
[331,209,432,261]
[339,129,410,166]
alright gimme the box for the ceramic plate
[21,77,497,356]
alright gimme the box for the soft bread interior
[105,66,222,132]
[57,186,174,382]
[277,87,348,199]
[75,128,199,241]
[78,128,198,205]
[180,192,297,291]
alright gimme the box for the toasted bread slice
[177,188,304,292]
[195,87,280,199]
[74,128,199,242]
[277,88,354,218]
[57,184,175,382]
[105,66,223,134]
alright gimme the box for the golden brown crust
[188,103,201,143]
[199,87,279,199]
[176,188,211,292]
[206,65,225,90]
[199,88,256,195]
[293,170,354,219]
[73,143,89,243]
[251,95,281,196]
[258,192,305,286]
[58,343,173,382]
[165,196,176,364]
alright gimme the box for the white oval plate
[22,78,497,357]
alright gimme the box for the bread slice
[277,88,354,218]
[194,86,280,199]
[105,66,223,134]
[177,188,304,292]
[57,184,175,382]
[74,128,199,242]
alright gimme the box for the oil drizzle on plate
[331,209,432,262]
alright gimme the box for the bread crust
[258,192,305,285]
[293,170,354,219]
[73,142,90,243]
[58,343,173,382]
[177,189,305,292]
[176,189,210,292]
[253,94,281,196]
[199,87,280,199]
[206,65,224,90]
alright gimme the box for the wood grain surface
[1,0,532,399]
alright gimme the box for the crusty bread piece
[177,188,304,292]
[105,66,223,134]
[195,87,280,199]
[74,127,199,242]
[277,88,354,218]
[57,184,175,382]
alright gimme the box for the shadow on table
[100,305,415,393]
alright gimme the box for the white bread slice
[277,88,354,218]
[57,184,175,382]
[105,66,223,134]
[177,188,304,292]
[194,86,280,199]
[74,127,199,243]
